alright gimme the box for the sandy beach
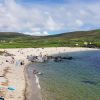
[0,47,99,100]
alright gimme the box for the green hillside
[0,29,100,48]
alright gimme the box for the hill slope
[0,29,100,48]
[0,32,26,37]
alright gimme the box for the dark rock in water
[62,57,67,59]
[67,57,73,60]
[62,56,73,60]
[53,56,62,62]
[82,80,97,85]
[48,56,73,62]
[47,56,53,59]
[27,55,73,63]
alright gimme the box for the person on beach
[20,60,24,65]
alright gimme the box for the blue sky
[0,0,100,35]
[17,0,67,4]
[17,0,99,3]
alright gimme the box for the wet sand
[25,64,42,100]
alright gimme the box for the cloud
[0,0,100,35]
[24,31,49,36]
[75,19,84,27]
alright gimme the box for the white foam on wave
[35,74,41,89]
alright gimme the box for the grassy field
[0,29,100,48]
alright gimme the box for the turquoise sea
[30,50,100,100]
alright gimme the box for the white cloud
[24,31,49,36]
[0,0,100,35]
[43,31,49,36]
[75,19,84,27]
[46,16,63,31]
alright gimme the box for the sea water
[29,50,100,100]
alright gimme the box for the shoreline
[24,63,42,100]
[0,47,99,100]
[24,64,29,100]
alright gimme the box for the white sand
[0,47,99,100]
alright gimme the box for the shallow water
[29,50,100,100]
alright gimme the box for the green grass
[0,29,100,48]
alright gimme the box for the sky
[0,0,100,35]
